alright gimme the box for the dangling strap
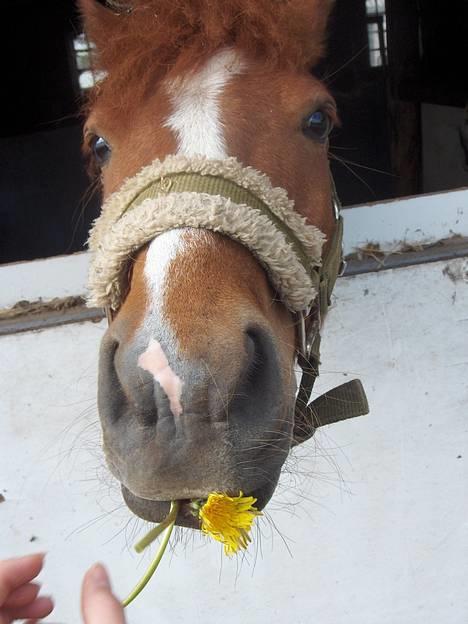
[292,184,369,446]
[293,376,369,446]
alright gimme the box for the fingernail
[16,552,46,565]
[21,552,46,559]
[89,563,110,588]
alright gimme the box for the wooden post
[386,0,422,197]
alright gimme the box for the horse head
[80,0,365,529]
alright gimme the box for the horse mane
[81,0,334,104]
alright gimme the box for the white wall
[1,258,467,623]
[0,252,89,309]
[343,187,468,255]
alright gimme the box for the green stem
[122,501,180,607]
[134,503,179,554]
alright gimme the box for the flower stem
[121,500,180,607]
[134,502,179,554]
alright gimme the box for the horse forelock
[80,0,334,107]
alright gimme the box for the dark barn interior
[1,0,467,264]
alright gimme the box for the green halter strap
[292,200,369,445]
[107,169,369,444]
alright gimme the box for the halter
[292,180,369,445]
[87,155,369,445]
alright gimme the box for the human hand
[0,554,126,623]
[0,553,53,623]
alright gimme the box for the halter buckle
[297,310,308,360]
[296,302,321,362]
[338,258,347,277]
[333,195,340,221]
[105,306,115,325]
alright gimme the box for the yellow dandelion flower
[123,492,262,607]
[198,491,262,556]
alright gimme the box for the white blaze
[145,229,185,301]
[164,48,245,158]
[142,230,186,416]
[145,50,245,293]
[142,51,245,400]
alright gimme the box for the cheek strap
[292,184,369,445]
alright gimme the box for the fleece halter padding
[87,155,325,312]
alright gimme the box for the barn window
[366,0,388,67]
[73,33,100,91]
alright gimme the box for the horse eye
[303,109,333,142]
[92,136,112,166]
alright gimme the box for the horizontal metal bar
[0,307,105,337]
[343,239,468,277]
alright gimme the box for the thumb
[81,563,126,624]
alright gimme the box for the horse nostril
[98,333,126,424]
[244,329,264,384]
[99,333,159,426]
[100,334,119,386]
[230,327,280,421]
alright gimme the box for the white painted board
[1,258,467,623]
[342,187,468,256]
[0,252,89,309]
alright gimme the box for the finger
[0,554,45,605]
[81,564,126,624]
[2,582,40,608]
[3,595,54,620]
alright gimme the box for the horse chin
[121,479,279,529]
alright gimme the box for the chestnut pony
[80,0,366,529]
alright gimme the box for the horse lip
[121,485,201,528]
[121,481,274,530]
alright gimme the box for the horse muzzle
[98,313,294,525]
